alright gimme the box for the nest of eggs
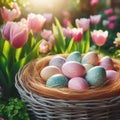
[21,53,120,100]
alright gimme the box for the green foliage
[0,98,30,120]
[52,18,90,54]
[0,31,41,99]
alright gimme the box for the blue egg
[46,74,69,88]
[66,51,82,63]
[85,66,106,87]
[49,56,66,69]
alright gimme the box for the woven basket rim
[20,54,120,100]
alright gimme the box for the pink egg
[82,52,99,65]
[62,61,86,78]
[68,77,89,91]
[99,56,114,70]
[106,70,120,84]
[40,66,61,81]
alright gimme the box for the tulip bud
[75,18,90,32]
[91,30,108,46]
[2,21,13,40]
[0,2,21,21]
[62,27,71,38]
[10,22,29,48]
[70,28,83,42]
[108,22,115,30]
[39,39,52,53]
[27,13,46,33]
[90,14,101,25]
[90,0,99,6]
[104,8,113,16]
[41,29,52,40]
[0,117,4,120]
[43,13,53,23]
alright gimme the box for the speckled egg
[49,56,66,69]
[99,56,114,70]
[40,66,61,81]
[85,66,106,87]
[66,51,82,62]
[82,52,99,65]
[106,70,120,84]
[83,64,94,72]
[68,77,89,91]
[46,74,69,88]
[62,61,86,78]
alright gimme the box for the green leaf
[65,38,74,53]
[0,70,8,89]
[84,29,90,53]
[0,32,5,51]
[2,40,11,59]
[13,40,41,72]
[25,40,41,62]
[27,31,36,49]
[55,18,65,47]
[0,50,7,67]
[15,48,22,62]
[52,23,59,53]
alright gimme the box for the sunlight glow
[28,0,65,13]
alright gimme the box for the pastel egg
[66,51,82,62]
[83,64,94,72]
[62,61,86,78]
[68,77,89,91]
[82,52,99,65]
[49,56,66,69]
[99,56,114,70]
[40,66,61,81]
[46,74,69,88]
[106,70,120,84]
[85,66,106,87]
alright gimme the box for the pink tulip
[43,13,53,23]
[108,16,117,22]
[12,2,21,18]
[10,22,29,48]
[70,28,83,42]
[104,8,113,15]
[62,27,71,38]
[48,34,55,45]
[90,14,102,25]
[90,0,99,6]
[2,21,14,40]
[75,18,90,32]
[41,29,52,40]
[0,2,21,21]
[27,13,46,33]
[0,117,4,120]
[63,18,72,27]
[108,22,115,30]
[91,30,108,46]
[39,39,52,53]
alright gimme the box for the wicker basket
[15,55,120,120]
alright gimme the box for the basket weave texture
[15,54,120,120]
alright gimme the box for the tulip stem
[98,46,101,55]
